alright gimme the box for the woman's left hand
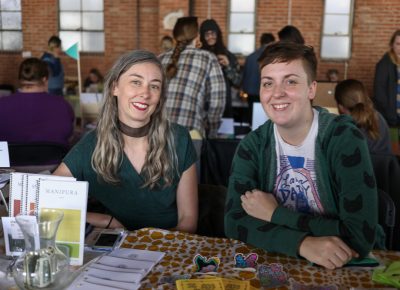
[240,189,278,222]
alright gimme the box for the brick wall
[1,0,399,96]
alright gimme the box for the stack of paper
[67,248,165,290]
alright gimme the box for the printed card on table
[0,141,10,167]
[2,216,39,256]
[37,179,88,266]
[176,278,225,290]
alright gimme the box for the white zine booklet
[8,172,25,217]
[24,174,76,214]
[37,179,88,266]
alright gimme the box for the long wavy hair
[199,19,227,55]
[92,50,178,189]
[166,16,198,79]
[334,79,380,140]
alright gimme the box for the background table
[121,228,399,289]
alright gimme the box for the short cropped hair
[48,35,62,48]
[258,41,317,84]
[260,33,275,46]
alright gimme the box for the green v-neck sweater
[225,107,385,258]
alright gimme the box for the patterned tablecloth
[121,228,399,290]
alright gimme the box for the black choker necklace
[118,120,151,138]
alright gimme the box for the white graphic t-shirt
[273,109,324,215]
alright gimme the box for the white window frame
[227,0,256,56]
[320,0,354,60]
[0,0,22,51]
[59,0,104,53]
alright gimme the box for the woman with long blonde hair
[54,50,198,233]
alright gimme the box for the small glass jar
[12,209,71,289]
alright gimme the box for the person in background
[326,69,339,82]
[242,33,275,123]
[225,42,384,270]
[159,17,225,145]
[0,58,74,147]
[54,50,198,233]
[200,19,241,118]
[84,68,103,93]
[373,29,400,126]
[278,25,305,44]
[41,35,64,96]
[160,35,174,53]
[335,79,392,155]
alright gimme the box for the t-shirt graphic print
[273,109,324,215]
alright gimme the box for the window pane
[230,13,254,33]
[60,31,81,51]
[1,12,21,29]
[231,0,255,12]
[2,30,22,50]
[82,12,103,30]
[323,15,349,35]
[60,12,81,30]
[82,31,104,52]
[1,0,21,11]
[321,36,350,59]
[59,0,80,11]
[82,0,103,11]
[228,34,255,55]
[325,0,351,14]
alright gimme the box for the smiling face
[260,59,316,132]
[204,30,217,46]
[113,62,162,128]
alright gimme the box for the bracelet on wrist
[106,216,113,229]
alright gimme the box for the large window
[227,0,256,55]
[59,0,104,52]
[321,0,354,60]
[0,0,22,50]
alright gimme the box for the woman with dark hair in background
[335,79,392,155]
[373,29,400,126]
[200,19,241,117]
[84,68,104,93]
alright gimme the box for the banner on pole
[65,43,79,60]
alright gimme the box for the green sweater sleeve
[271,121,378,257]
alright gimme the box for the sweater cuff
[271,206,300,229]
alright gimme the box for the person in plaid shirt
[159,16,226,139]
